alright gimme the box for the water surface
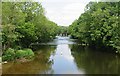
[2,36,120,74]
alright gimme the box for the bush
[15,50,26,59]
[2,48,34,61]
[2,48,15,61]
[16,49,34,59]
[24,49,35,58]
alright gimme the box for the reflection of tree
[3,45,57,74]
[70,44,120,74]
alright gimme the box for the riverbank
[2,37,120,74]
[2,48,35,62]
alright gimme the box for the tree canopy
[68,2,120,53]
[2,2,59,49]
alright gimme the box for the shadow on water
[70,44,120,74]
[2,36,120,74]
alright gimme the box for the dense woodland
[2,2,60,61]
[68,2,120,53]
[2,2,60,49]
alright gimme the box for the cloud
[41,0,93,26]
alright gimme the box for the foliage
[2,48,34,61]
[57,26,69,36]
[2,2,59,49]
[2,2,59,61]
[17,22,37,47]
[2,48,15,61]
[2,24,22,49]
[69,2,120,53]
[15,49,34,59]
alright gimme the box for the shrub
[2,48,15,61]
[15,50,26,59]
[24,49,35,58]
[15,49,34,59]
[2,48,34,61]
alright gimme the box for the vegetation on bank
[2,2,59,61]
[2,48,34,61]
[69,2,120,53]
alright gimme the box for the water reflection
[31,37,77,46]
[2,45,57,74]
[49,44,84,74]
[2,37,120,74]
[70,44,120,74]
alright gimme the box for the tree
[2,2,59,49]
[69,2,120,53]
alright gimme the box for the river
[2,36,120,74]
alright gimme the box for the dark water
[2,36,120,74]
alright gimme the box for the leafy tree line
[68,2,120,53]
[2,2,59,50]
[1,2,59,61]
[57,26,69,36]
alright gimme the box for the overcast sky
[2,0,119,26]
[40,0,96,26]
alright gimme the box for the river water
[2,36,120,74]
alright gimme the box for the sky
[1,0,119,26]
[4,0,119,26]
[34,0,97,26]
